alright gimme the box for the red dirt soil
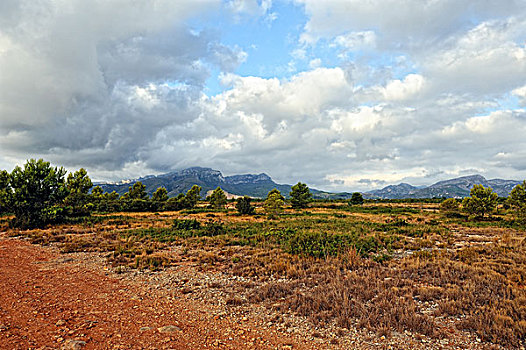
[0,236,312,350]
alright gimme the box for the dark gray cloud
[0,0,246,177]
[1,0,526,191]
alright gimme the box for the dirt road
[0,236,311,350]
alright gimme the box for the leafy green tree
[349,192,364,205]
[185,185,202,208]
[440,198,460,217]
[462,184,498,218]
[127,181,148,200]
[91,185,103,199]
[208,187,227,209]
[265,189,284,217]
[0,170,11,214]
[267,188,284,201]
[152,187,168,202]
[127,199,151,212]
[163,185,201,211]
[89,186,107,212]
[289,182,312,209]
[9,159,68,228]
[165,193,186,211]
[94,190,120,212]
[118,182,149,212]
[66,168,92,195]
[105,191,119,201]
[508,180,526,221]
[65,168,93,216]
[236,196,254,215]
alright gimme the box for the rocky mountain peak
[367,174,520,199]
[167,167,225,182]
[429,174,488,189]
[225,173,272,185]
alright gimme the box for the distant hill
[365,183,419,199]
[97,170,522,200]
[97,167,352,199]
[367,175,521,199]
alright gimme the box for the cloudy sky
[1,0,526,191]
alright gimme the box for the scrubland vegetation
[2,160,526,347]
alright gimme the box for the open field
[1,201,525,349]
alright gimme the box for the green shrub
[349,192,364,205]
[204,221,226,236]
[289,182,312,209]
[173,218,201,230]
[440,198,460,217]
[285,231,352,258]
[462,185,498,218]
[236,196,255,215]
[208,187,227,209]
[508,180,526,222]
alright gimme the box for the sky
[1,0,526,192]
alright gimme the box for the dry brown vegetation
[3,201,526,348]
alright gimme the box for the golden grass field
[2,201,525,348]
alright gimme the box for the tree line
[439,183,526,221]
[0,159,315,228]
[2,159,525,229]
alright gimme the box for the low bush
[173,218,201,230]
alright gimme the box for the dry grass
[6,202,526,347]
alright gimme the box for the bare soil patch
[0,235,311,349]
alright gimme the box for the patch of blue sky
[297,39,344,69]
[189,1,309,96]
[194,1,422,97]
[482,93,522,115]
[462,93,522,119]
[203,67,224,96]
[365,53,420,85]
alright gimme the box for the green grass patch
[346,205,420,215]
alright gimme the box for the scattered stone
[56,319,67,327]
[60,339,86,350]
[139,326,151,332]
[158,325,181,333]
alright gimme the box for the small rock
[158,325,181,333]
[60,339,86,350]
[139,326,152,332]
[56,320,67,327]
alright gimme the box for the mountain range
[97,168,522,200]
[366,174,521,199]
[98,167,351,199]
